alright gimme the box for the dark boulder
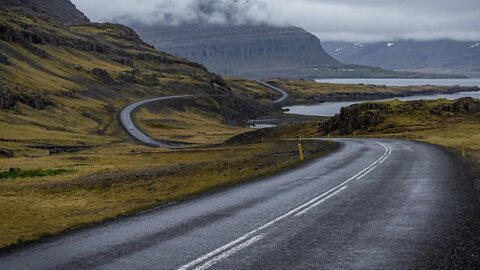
[92,68,115,84]
[0,89,16,109]
[320,103,389,135]
[0,149,14,158]
[0,53,9,64]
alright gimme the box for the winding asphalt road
[119,95,194,148]
[1,139,479,269]
[119,81,287,148]
[256,81,289,104]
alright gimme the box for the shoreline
[248,86,480,127]
[282,86,480,107]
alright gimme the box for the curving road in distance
[119,95,195,148]
[119,82,288,148]
[1,139,479,269]
[256,80,289,104]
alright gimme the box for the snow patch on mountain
[353,42,364,48]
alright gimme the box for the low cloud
[71,0,480,42]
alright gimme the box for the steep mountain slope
[0,0,90,24]
[0,6,269,155]
[134,23,341,78]
[324,40,480,77]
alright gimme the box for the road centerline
[295,186,348,216]
[177,141,391,270]
[191,233,267,270]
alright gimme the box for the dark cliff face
[133,23,341,78]
[0,0,90,24]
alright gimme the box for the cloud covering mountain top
[71,0,480,42]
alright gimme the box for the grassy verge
[0,139,335,249]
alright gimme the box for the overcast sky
[71,0,480,42]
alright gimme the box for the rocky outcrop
[92,68,115,85]
[0,88,53,110]
[0,0,90,25]
[97,23,146,44]
[0,88,16,109]
[320,98,480,135]
[0,148,14,158]
[28,144,91,155]
[431,97,480,115]
[0,53,9,64]
[134,23,340,78]
[320,103,389,135]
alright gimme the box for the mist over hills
[324,40,480,78]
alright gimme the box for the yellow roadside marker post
[462,143,466,158]
[353,132,356,138]
[328,134,332,144]
[297,143,304,161]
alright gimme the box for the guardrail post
[297,144,304,161]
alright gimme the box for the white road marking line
[178,184,345,270]
[177,234,258,270]
[340,143,390,186]
[179,141,392,270]
[356,166,376,180]
[295,186,347,216]
[192,234,266,270]
[381,148,392,163]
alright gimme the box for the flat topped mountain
[134,23,341,78]
[324,40,480,77]
[0,0,90,24]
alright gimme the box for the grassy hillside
[0,8,273,154]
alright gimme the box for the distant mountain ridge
[0,0,90,24]
[133,23,341,78]
[324,40,480,77]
